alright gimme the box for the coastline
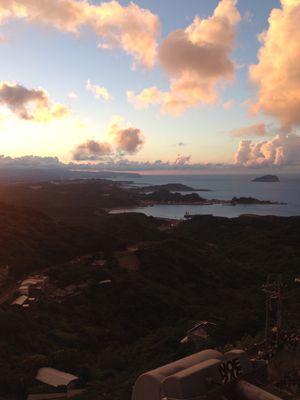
[106,198,287,213]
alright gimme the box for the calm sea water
[110,174,300,219]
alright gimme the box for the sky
[0,0,300,172]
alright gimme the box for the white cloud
[174,154,191,166]
[128,0,240,115]
[86,80,111,101]
[109,123,144,154]
[68,91,78,100]
[0,155,62,167]
[0,0,160,68]
[0,81,69,122]
[127,87,162,109]
[0,34,8,43]
[72,140,113,161]
[234,133,300,166]
[249,0,300,129]
[230,123,268,138]
[71,118,145,161]
[223,100,234,110]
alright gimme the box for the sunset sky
[0,0,300,172]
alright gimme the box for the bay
[110,174,300,219]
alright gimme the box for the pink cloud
[0,0,160,68]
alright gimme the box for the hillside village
[9,246,142,310]
[0,180,300,399]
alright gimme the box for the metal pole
[277,275,283,332]
[234,380,283,400]
[265,275,270,347]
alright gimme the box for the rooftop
[36,368,79,388]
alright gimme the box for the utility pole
[276,275,283,333]
[261,274,284,350]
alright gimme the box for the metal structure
[234,380,282,400]
[132,274,300,399]
[261,274,284,349]
[132,349,280,400]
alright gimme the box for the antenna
[262,274,284,351]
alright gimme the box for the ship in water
[184,211,192,219]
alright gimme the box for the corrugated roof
[21,279,38,286]
[27,393,66,400]
[36,368,79,388]
[11,295,28,306]
[27,389,85,400]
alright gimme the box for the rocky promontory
[141,183,212,192]
[231,196,285,205]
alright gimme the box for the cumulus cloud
[68,91,78,100]
[0,155,62,167]
[234,133,300,166]
[249,0,300,129]
[86,80,111,101]
[109,123,144,154]
[71,119,145,161]
[174,154,191,166]
[0,34,7,43]
[230,123,268,138]
[0,153,196,171]
[69,157,238,172]
[0,0,159,68]
[128,0,240,115]
[72,140,113,161]
[0,81,69,122]
[223,100,234,110]
[127,87,162,109]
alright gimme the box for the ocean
[110,174,300,219]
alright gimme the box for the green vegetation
[0,201,103,278]
[139,183,211,192]
[0,181,300,400]
[0,180,138,228]
[141,189,206,202]
[231,196,283,205]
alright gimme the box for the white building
[36,368,79,390]
[11,295,28,306]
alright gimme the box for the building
[27,389,85,400]
[187,321,217,342]
[27,393,66,400]
[180,321,217,344]
[17,275,49,297]
[36,368,79,390]
[99,279,112,285]
[92,259,107,268]
[11,295,28,306]
[18,285,30,296]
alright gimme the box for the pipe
[234,380,283,400]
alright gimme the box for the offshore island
[252,174,280,182]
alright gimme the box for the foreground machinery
[132,349,282,400]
